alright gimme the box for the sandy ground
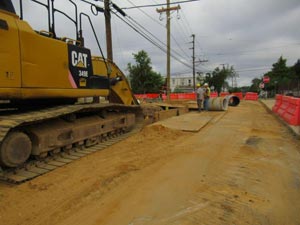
[0,101,300,225]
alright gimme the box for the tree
[292,59,300,92]
[271,56,290,86]
[227,65,239,90]
[259,56,300,95]
[127,50,164,94]
[249,78,261,92]
[271,56,289,76]
[250,56,299,96]
[202,66,237,93]
[294,59,300,76]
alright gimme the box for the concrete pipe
[208,97,229,111]
[226,95,240,107]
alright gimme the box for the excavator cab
[0,0,15,13]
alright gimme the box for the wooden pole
[104,0,113,61]
[157,2,180,101]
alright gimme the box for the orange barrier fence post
[277,96,290,117]
[170,93,178,100]
[220,92,230,97]
[232,92,243,100]
[244,92,258,100]
[134,94,147,100]
[210,92,218,98]
[272,94,283,114]
[177,94,186,99]
[282,97,300,125]
[188,93,197,100]
[146,94,159,99]
[136,92,223,101]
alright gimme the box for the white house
[170,74,194,92]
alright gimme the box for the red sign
[263,76,270,83]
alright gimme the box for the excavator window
[0,19,8,30]
[0,0,16,14]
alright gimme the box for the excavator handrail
[79,12,109,85]
[52,0,78,40]
[18,0,52,34]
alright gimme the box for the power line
[123,0,191,64]
[236,67,272,73]
[126,15,191,67]
[171,11,194,60]
[178,7,208,61]
[171,34,191,59]
[121,0,201,10]
[125,0,165,28]
[166,9,191,60]
[173,13,191,44]
[110,1,201,72]
[111,10,193,70]
[179,7,193,35]
[172,7,208,62]
[208,43,300,56]
[196,66,273,74]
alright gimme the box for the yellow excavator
[0,0,141,183]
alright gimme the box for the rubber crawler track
[0,103,143,184]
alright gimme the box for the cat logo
[71,51,88,68]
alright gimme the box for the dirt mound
[140,124,186,140]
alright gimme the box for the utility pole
[104,0,113,61]
[191,35,208,91]
[157,1,180,101]
[191,34,196,92]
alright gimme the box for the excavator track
[0,103,143,184]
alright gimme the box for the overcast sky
[12,0,300,86]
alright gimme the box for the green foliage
[240,86,251,93]
[250,56,300,95]
[203,66,238,93]
[269,56,290,87]
[264,56,299,93]
[249,78,261,93]
[293,59,300,78]
[173,86,185,93]
[228,87,242,93]
[127,50,164,94]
